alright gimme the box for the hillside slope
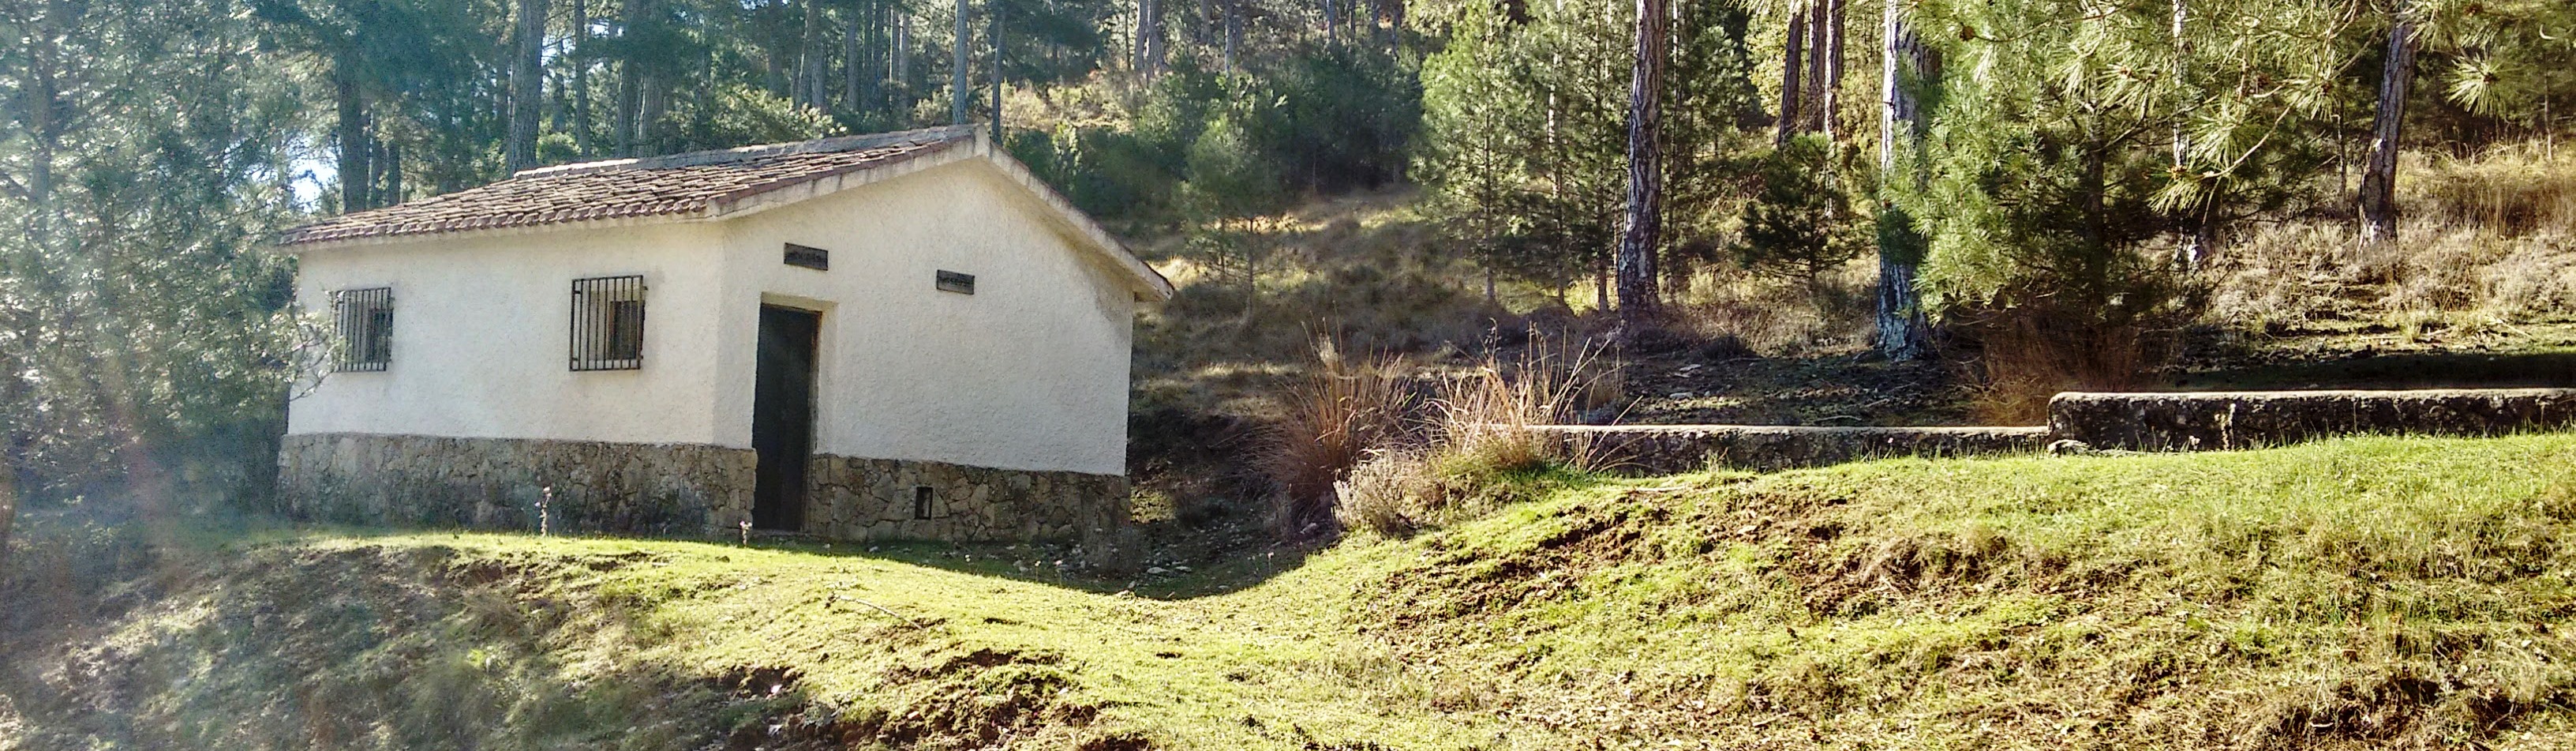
[7,434,2576,749]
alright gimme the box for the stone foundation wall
[804,456,1127,543]
[2050,388,2576,451]
[279,434,758,535]
[279,433,1125,543]
[1534,425,2051,474]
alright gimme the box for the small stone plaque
[784,243,829,270]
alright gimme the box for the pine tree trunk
[1223,0,1240,73]
[844,5,863,109]
[378,138,402,204]
[990,0,1004,141]
[335,51,371,210]
[2172,0,2213,268]
[614,0,646,156]
[571,0,593,156]
[1875,0,1933,361]
[1821,0,1844,141]
[1616,0,1668,332]
[638,70,665,156]
[1803,0,1827,133]
[1324,0,1339,46]
[0,445,13,581]
[507,0,549,174]
[1777,7,1805,146]
[2360,11,2415,246]
[893,10,909,91]
[953,0,972,123]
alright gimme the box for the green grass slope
[7,434,2576,750]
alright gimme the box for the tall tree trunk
[1324,0,1339,46]
[893,9,909,91]
[334,51,371,210]
[2171,0,2214,268]
[378,138,402,204]
[796,0,820,107]
[953,0,972,123]
[845,4,863,110]
[1821,0,1844,141]
[1777,6,1805,146]
[2360,10,2415,246]
[507,0,550,173]
[638,68,666,156]
[572,0,592,156]
[0,439,13,580]
[614,0,646,156]
[1803,0,1827,133]
[1875,0,1933,361]
[990,0,1004,141]
[1616,0,1668,332]
[1384,0,1402,51]
[1223,0,1240,73]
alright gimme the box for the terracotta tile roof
[278,126,975,246]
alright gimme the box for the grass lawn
[7,433,2576,749]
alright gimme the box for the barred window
[571,275,647,371]
[331,287,393,372]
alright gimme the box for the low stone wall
[1536,425,2052,475]
[2050,388,2576,451]
[279,433,1124,543]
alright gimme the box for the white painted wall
[288,153,1139,476]
[287,223,732,446]
[713,158,1136,475]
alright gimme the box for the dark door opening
[752,305,820,531]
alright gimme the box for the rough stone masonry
[279,433,1127,545]
[1538,388,2576,474]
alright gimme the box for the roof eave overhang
[282,130,1174,302]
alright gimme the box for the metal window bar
[571,275,647,370]
[331,287,393,372]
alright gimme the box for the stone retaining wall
[2050,388,2576,451]
[1541,388,2576,474]
[279,433,1123,543]
[1536,425,2052,474]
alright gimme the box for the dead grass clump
[1666,261,1875,356]
[2402,143,2576,235]
[1954,302,2164,424]
[2480,239,2576,321]
[1260,340,1417,541]
[2207,141,2576,332]
[1335,339,1614,538]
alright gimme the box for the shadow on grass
[2170,350,2576,391]
[722,531,1326,601]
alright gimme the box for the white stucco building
[275,126,1172,542]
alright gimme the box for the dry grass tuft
[2207,141,2576,334]
[1335,337,1614,538]
[2404,143,2576,235]
[1664,262,1876,357]
[1259,340,1417,541]
[1953,298,2169,425]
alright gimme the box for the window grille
[331,287,393,372]
[570,275,646,370]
